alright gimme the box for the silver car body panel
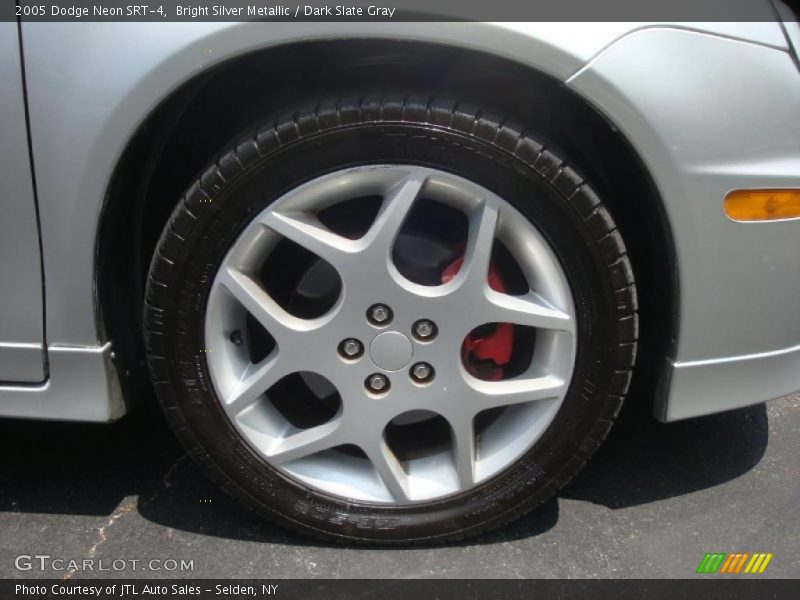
[567,28,800,420]
[0,22,45,383]
[0,21,798,421]
[0,343,123,422]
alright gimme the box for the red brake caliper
[441,256,514,381]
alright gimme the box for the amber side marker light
[724,189,800,222]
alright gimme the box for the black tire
[143,92,638,544]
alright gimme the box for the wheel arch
[96,37,677,416]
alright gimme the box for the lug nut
[366,373,390,393]
[367,304,393,325]
[413,319,437,340]
[411,362,434,383]
[339,338,363,359]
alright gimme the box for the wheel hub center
[369,331,413,372]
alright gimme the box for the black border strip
[7,0,797,23]
[3,579,800,599]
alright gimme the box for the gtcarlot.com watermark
[15,554,194,573]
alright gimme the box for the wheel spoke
[364,438,411,503]
[217,266,320,342]
[455,202,500,290]
[361,173,426,254]
[267,418,343,465]
[449,414,476,488]
[467,374,566,411]
[485,290,574,333]
[260,211,353,268]
[224,349,288,416]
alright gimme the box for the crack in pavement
[62,498,137,581]
[141,453,189,509]
[61,453,189,581]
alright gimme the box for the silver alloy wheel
[205,165,576,504]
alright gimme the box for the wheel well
[97,39,676,412]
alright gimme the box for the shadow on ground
[0,390,768,546]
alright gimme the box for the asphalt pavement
[1,388,797,579]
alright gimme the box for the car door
[0,21,46,383]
